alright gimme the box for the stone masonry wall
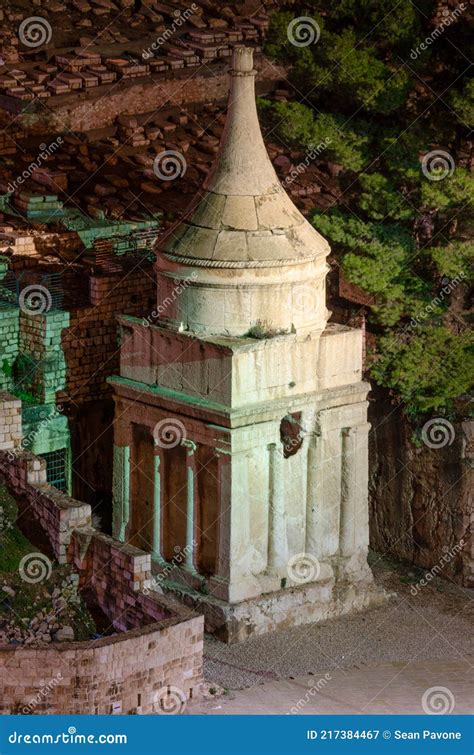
[61,269,155,405]
[0,436,204,714]
[0,392,21,451]
[0,307,19,392]
[0,615,203,714]
[0,449,91,562]
[70,528,167,631]
[19,310,70,404]
[22,60,284,134]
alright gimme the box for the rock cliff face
[368,388,473,587]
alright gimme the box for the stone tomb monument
[110,47,384,642]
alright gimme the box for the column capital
[342,422,371,437]
[215,446,232,457]
[153,442,163,457]
[181,439,197,455]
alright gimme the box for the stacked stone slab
[0,232,37,257]
[12,193,64,220]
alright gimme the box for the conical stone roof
[160,46,329,268]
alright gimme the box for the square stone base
[162,577,389,643]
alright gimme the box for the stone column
[113,444,130,542]
[267,442,287,573]
[65,439,72,496]
[152,446,165,563]
[182,439,198,574]
[338,421,372,582]
[351,422,371,554]
[340,427,358,556]
[305,432,323,556]
[215,447,231,582]
[305,419,341,561]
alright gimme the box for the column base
[161,574,389,643]
[151,554,167,567]
[184,564,200,578]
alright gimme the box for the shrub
[370,326,474,415]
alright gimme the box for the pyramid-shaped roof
[160,47,329,268]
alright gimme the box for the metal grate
[0,269,64,310]
[92,228,158,271]
[40,449,67,492]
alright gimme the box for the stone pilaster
[113,444,130,542]
[182,439,198,574]
[267,442,287,574]
[337,421,372,581]
[152,446,165,563]
[216,449,231,579]
[340,427,358,557]
[305,432,323,557]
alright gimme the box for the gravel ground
[203,554,474,690]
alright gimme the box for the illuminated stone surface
[111,47,384,642]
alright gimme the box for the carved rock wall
[368,390,472,586]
